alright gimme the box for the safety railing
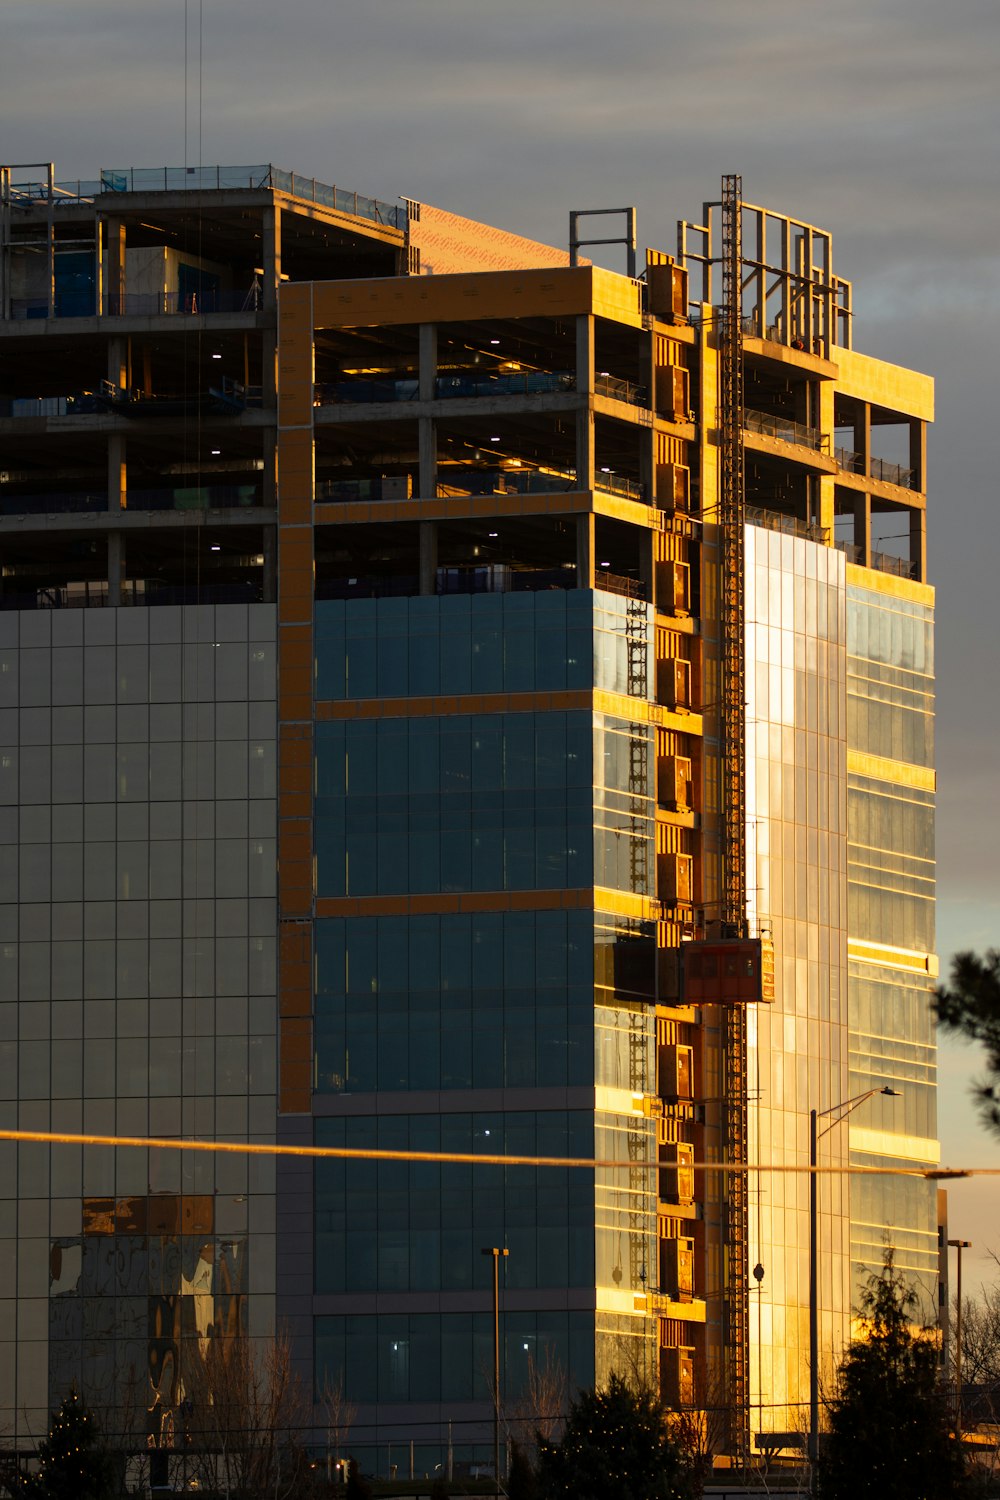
[0,491,108,516]
[315,371,576,405]
[315,378,418,405]
[747,506,829,545]
[436,565,574,596]
[0,579,262,609]
[99,165,405,229]
[869,457,915,489]
[437,468,576,498]
[870,549,916,578]
[0,485,262,515]
[126,485,262,512]
[316,477,414,503]
[834,540,917,578]
[3,179,102,207]
[594,373,649,407]
[835,449,915,489]
[595,570,647,600]
[8,289,263,320]
[596,472,646,501]
[0,582,110,610]
[835,446,865,474]
[105,289,263,316]
[435,467,645,502]
[741,315,828,355]
[744,407,828,454]
[436,371,575,399]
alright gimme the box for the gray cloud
[2,0,998,964]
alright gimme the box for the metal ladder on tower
[626,586,650,896]
[625,584,652,1348]
[719,171,750,1465]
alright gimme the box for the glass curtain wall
[743,527,850,1434]
[846,579,937,1310]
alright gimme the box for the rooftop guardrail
[834,540,917,578]
[99,165,405,228]
[4,166,404,229]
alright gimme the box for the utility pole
[482,1246,509,1500]
[949,1239,971,1439]
[809,1087,900,1467]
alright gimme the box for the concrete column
[261,430,277,511]
[262,524,278,602]
[108,531,124,606]
[94,216,103,323]
[576,315,595,490]
[419,323,437,402]
[108,435,126,512]
[639,328,655,503]
[816,476,836,540]
[853,402,871,479]
[816,382,836,539]
[108,336,128,392]
[909,418,927,494]
[853,492,871,567]
[46,199,56,317]
[419,521,438,596]
[909,509,927,582]
[637,528,655,605]
[262,327,278,410]
[418,416,436,501]
[576,512,595,590]
[262,206,282,312]
[106,218,126,316]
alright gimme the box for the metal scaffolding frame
[719,172,750,1465]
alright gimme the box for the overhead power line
[0,1127,980,1180]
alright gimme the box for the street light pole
[482,1246,509,1500]
[808,1086,900,1471]
[948,1238,971,1439]
[809,1106,818,1468]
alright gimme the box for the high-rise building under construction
[0,163,938,1469]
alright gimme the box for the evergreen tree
[936,949,1000,1135]
[816,1249,968,1500]
[507,1440,539,1500]
[28,1388,116,1500]
[536,1374,696,1500]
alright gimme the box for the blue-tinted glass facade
[315,1309,596,1408]
[311,589,660,1436]
[314,711,653,898]
[315,1112,595,1295]
[314,911,595,1093]
[315,713,594,896]
[314,591,651,701]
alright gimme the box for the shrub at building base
[535,1374,696,1500]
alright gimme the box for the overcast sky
[3,0,999,1266]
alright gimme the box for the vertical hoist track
[719,172,750,1464]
